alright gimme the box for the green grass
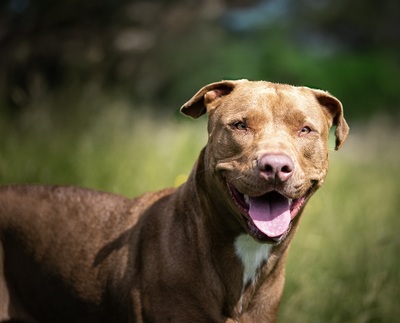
[0,101,207,195]
[1,101,399,322]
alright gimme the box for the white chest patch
[234,234,272,285]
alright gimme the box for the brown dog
[0,80,349,322]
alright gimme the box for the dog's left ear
[313,90,350,150]
[181,80,245,118]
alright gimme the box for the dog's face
[182,80,349,244]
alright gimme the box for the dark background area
[1,0,399,121]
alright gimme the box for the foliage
[162,28,400,120]
[1,0,399,121]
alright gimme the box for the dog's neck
[183,152,273,287]
[189,149,273,271]
[175,157,285,318]
[234,234,272,286]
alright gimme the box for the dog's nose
[258,154,294,183]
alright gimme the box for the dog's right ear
[180,80,244,119]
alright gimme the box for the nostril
[281,165,293,174]
[265,165,273,173]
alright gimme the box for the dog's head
[181,80,349,244]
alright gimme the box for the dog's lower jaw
[225,179,318,245]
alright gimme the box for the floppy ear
[313,90,350,150]
[180,80,245,119]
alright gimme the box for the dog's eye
[232,121,247,131]
[299,126,312,135]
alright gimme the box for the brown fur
[0,80,349,322]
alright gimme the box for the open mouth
[227,182,315,243]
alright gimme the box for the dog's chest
[234,234,272,286]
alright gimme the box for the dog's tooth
[244,195,250,205]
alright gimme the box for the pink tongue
[249,193,290,237]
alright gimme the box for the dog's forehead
[217,82,321,120]
[237,81,314,105]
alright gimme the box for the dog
[0,79,349,322]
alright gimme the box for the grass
[1,100,399,322]
[0,100,207,195]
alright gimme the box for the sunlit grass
[0,100,207,196]
[0,100,399,322]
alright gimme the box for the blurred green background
[1,0,399,322]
